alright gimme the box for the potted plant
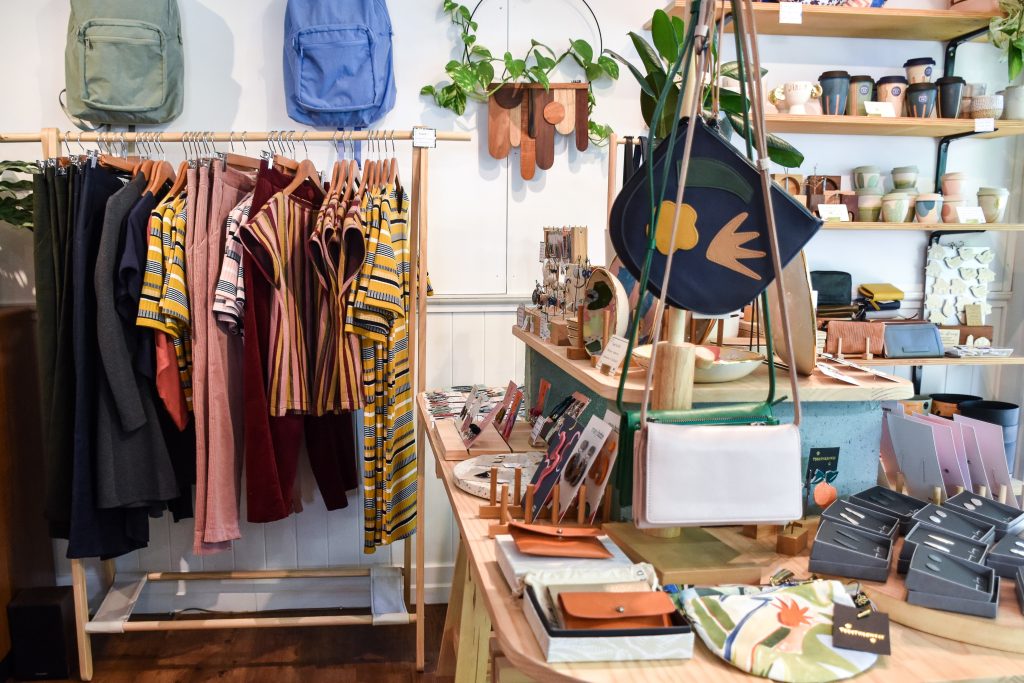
[605,9,804,167]
[991,0,1024,82]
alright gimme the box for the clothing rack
[1,126,471,680]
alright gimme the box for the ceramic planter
[881,192,910,223]
[818,70,851,115]
[936,76,965,118]
[906,82,937,118]
[852,165,883,191]
[915,193,943,223]
[891,165,919,190]
[941,172,965,196]
[904,57,937,84]
[856,191,883,222]
[847,75,875,116]
[1002,85,1024,119]
[978,187,1009,223]
[942,194,964,223]
[772,81,823,115]
[877,76,908,115]
[971,94,1004,119]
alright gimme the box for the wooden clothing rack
[1,126,471,680]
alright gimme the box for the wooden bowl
[631,346,765,383]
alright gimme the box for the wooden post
[71,559,93,681]
[998,484,1009,504]
[605,132,618,261]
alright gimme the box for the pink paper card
[913,414,973,492]
[955,422,992,498]
[907,415,966,494]
[954,415,1018,508]
[887,414,945,501]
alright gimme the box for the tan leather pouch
[507,522,612,559]
[558,591,675,630]
[825,320,886,356]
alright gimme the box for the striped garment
[212,193,253,335]
[136,192,193,408]
[241,191,319,416]
[308,193,365,414]
[350,183,417,552]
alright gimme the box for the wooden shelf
[514,325,913,403]
[765,114,1024,138]
[656,1,998,41]
[853,356,1024,367]
[822,222,1024,232]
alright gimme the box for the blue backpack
[283,0,396,129]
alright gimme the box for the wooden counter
[419,393,1024,682]
[514,326,913,404]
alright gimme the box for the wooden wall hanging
[487,82,590,180]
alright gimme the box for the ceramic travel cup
[915,193,942,223]
[881,192,910,223]
[936,76,965,118]
[1002,85,1024,119]
[941,172,964,195]
[772,81,823,115]
[852,165,883,191]
[891,165,919,190]
[904,57,937,84]
[856,191,883,222]
[906,82,937,118]
[977,187,1010,223]
[876,76,908,116]
[847,75,875,115]
[941,194,964,223]
[818,70,851,115]
[972,94,1004,119]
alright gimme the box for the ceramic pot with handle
[773,81,823,115]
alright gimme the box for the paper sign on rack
[954,414,1019,508]
[818,204,850,222]
[974,117,996,133]
[778,2,803,24]
[411,126,437,148]
[557,415,613,521]
[598,335,629,374]
[864,101,897,118]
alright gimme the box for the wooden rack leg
[71,559,93,681]
[412,144,430,673]
[524,485,535,524]
[437,542,467,678]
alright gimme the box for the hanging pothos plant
[606,9,804,168]
[991,0,1024,82]
[0,161,37,230]
[420,0,619,142]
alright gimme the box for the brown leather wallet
[558,591,675,630]
[825,320,885,357]
[507,522,612,559]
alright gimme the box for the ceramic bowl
[881,192,910,223]
[915,193,943,224]
[891,165,919,190]
[852,165,883,191]
[971,94,1004,119]
[941,194,964,223]
[631,345,765,384]
[941,172,965,196]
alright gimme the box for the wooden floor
[50,605,448,683]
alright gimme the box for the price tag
[412,126,437,148]
[539,317,551,341]
[598,335,630,374]
[864,101,897,118]
[817,203,850,222]
[937,328,962,347]
[516,305,527,329]
[832,604,891,655]
[955,206,987,224]
[539,241,546,261]
[965,303,985,326]
[530,416,549,444]
[778,2,803,24]
[974,117,995,133]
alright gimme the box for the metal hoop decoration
[466,0,603,63]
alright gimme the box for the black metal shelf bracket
[934,129,994,189]
[944,26,990,78]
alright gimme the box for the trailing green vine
[0,161,37,230]
[420,0,619,142]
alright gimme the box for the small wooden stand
[480,467,524,520]
[566,305,591,361]
[776,521,810,555]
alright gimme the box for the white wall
[0,0,1019,606]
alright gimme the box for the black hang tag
[832,604,891,655]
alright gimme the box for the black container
[929,393,982,418]
[819,70,851,115]
[936,76,965,119]
[958,399,1021,471]
[906,82,938,118]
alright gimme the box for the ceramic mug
[818,70,851,115]
[1002,85,1024,119]
[891,165,918,190]
[876,76,908,116]
[941,172,964,196]
[852,165,883,191]
[773,81,823,115]
[906,82,937,118]
[880,192,910,223]
[847,75,875,116]
[936,76,965,119]
[978,187,1009,223]
[904,57,937,84]
[856,191,883,222]
[941,194,964,223]
[914,193,943,223]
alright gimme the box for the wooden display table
[417,393,1024,682]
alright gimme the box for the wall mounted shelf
[853,356,1024,367]
[765,115,1024,139]
[653,1,997,42]
[822,222,1024,232]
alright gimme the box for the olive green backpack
[64,0,184,126]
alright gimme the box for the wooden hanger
[146,160,176,197]
[222,132,263,172]
[272,131,299,174]
[283,158,325,198]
